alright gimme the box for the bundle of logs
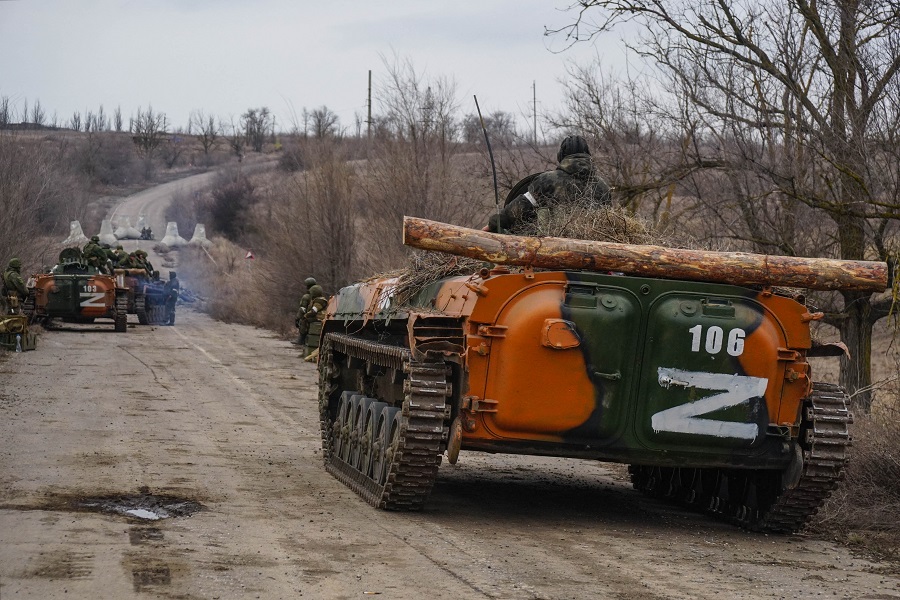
[402,217,888,293]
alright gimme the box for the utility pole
[367,70,373,140]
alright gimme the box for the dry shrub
[516,200,684,247]
[813,355,900,558]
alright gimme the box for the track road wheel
[350,397,376,470]
[332,392,354,460]
[373,406,401,486]
[360,401,388,477]
[342,395,364,463]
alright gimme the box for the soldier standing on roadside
[2,257,28,315]
[301,282,328,358]
[163,271,180,326]
[292,277,317,346]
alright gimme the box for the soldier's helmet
[557,135,591,162]
[169,271,177,279]
[309,284,324,297]
[135,249,147,257]
[8,257,22,269]
[90,235,100,243]
[304,277,317,287]
[116,245,124,250]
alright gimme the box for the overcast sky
[1,1,632,136]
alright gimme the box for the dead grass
[811,346,900,559]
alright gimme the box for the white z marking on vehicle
[652,367,769,440]
[79,292,106,308]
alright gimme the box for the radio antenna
[474,95,500,215]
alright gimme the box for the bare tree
[160,128,188,169]
[131,105,168,158]
[310,105,340,139]
[69,111,82,132]
[462,110,517,145]
[226,116,246,161]
[0,96,10,128]
[190,110,221,162]
[113,105,123,132]
[0,130,88,264]
[361,54,491,270]
[242,107,272,152]
[555,0,900,410]
[30,99,46,128]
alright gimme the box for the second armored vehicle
[114,268,167,325]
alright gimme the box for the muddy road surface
[0,308,897,600]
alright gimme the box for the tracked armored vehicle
[25,248,128,332]
[114,268,167,325]
[317,217,888,532]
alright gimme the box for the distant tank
[114,268,167,325]
[25,248,128,332]
[315,217,888,533]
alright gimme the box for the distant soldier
[163,271,180,326]
[293,277,317,346]
[301,282,328,357]
[2,257,28,315]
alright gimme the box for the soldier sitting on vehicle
[113,245,129,267]
[2,257,28,315]
[82,236,111,273]
[486,135,611,234]
[128,249,154,274]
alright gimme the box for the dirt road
[1,310,899,599]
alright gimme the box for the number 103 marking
[688,324,745,356]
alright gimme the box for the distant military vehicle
[25,248,128,332]
[114,268,167,325]
[314,216,888,533]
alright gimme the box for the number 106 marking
[688,324,745,356]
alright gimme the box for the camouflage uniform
[488,135,611,233]
[113,246,129,267]
[302,284,328,357]
[82,236,109,272]
[163,271,180,325]
[2,258,28,315]
[133,250,154,275]
[293,277,316,345]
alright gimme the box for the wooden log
[402,217,889,292]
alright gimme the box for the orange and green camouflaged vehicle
[25,248,129,332]
[316,217,889,533]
